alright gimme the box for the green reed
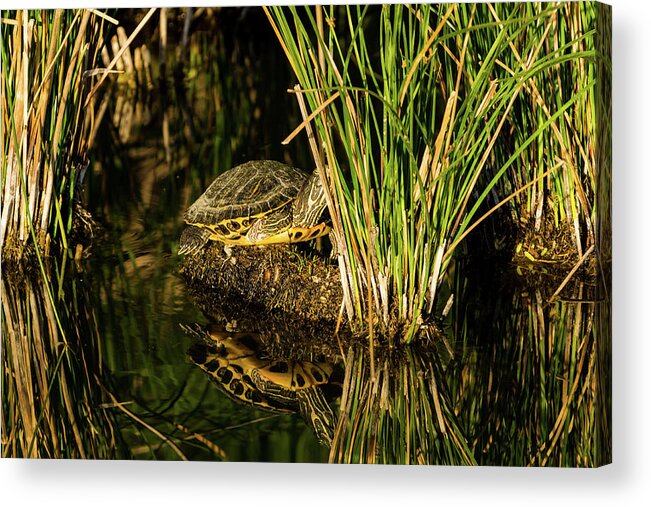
[481,3,610,262]
[594,4,611,269]
[1,9,159,264]
[265,3,604,344]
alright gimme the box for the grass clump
[1,9,157,265]
[265,3,609,344]
[2,10,106,262]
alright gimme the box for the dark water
[1,8,610,465]
[84,9,328,461]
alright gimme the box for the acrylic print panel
[1,3,611,466]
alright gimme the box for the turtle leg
[245,206,292,244]
[296,389,335,447]
[178,226,213,255]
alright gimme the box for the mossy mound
[513,213,599,280]
[179,242,364,359]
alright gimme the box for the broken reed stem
[281,90,339,145]
[548,244,595,303]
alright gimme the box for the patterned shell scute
[184,160,307,225]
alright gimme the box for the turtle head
[293,169,329,228]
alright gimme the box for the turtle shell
[185,324,337,445]
[184,160,307,237]
[187,328,287,412]
[186,327,332,404]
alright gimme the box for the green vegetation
[0,9,158,263]
[265,3,609,344]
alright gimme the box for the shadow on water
[1,8,610,465]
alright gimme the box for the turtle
[178,160,331,255]
[184,324,338,446]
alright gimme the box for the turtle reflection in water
[178,160,331,254]
[185,324,340,446]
